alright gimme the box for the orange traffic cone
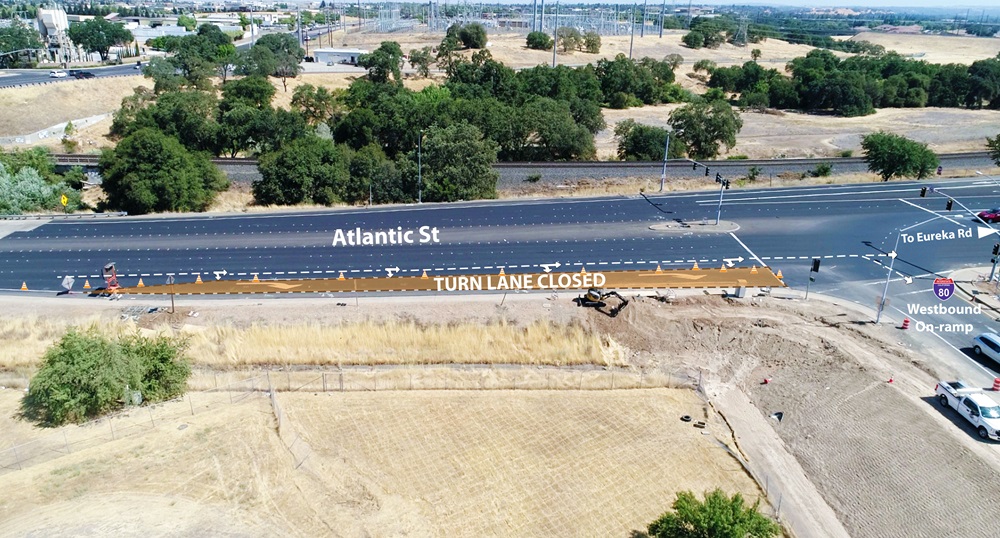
[20,281,28,291]
[252,274,260,283]
[421,270,428,279]
[137,278,145,287]
[195,274,203,284]
[83,279,91,289]
[720,264,727,272]
[776,269,783,279]
[750,265,759,274]
[580,266,587,274]
[901,318,911,330]
[655,265,663,274]
[692,261,699,270]
[498,267,505,275]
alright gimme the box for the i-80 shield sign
[933,278,955,301]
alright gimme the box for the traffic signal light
[723,180,731,190]
[692,161,698,170]
[811,258,821,273]
[946,199,954,211]
[705,167,710,176]
[715,173,722,183]
[920,187,927,197]
[993,243,999,256]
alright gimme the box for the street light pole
[714,177,728,225]
[659,130,678,193]
[875,231,901,324]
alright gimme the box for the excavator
[576,288,630,318]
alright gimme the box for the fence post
[188,393,194,415]
[339,370,343,391]
[322,372,327,392]
[611,371,616,390]
[109,419,115,440]
[12,443,21,470]
[148,408,155,427]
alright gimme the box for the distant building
[313,48,368,66]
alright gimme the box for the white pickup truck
[935,380,1000,441]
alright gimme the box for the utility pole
[539,0,545,31]
[249,3,256,47]
[297,5,303,47]
[659,0,666,38]
[418,130,424,204]
[629,6,635,59]
[875,231,901,324]
[552,1,558,67]
[714,173,729,225]
[641,0,647,37]
[660,129,681,192]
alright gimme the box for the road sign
[60,194,68,207]
[933,277,954,301]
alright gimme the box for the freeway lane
[0,64,141,88]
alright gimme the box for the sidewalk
[950,267,1000,320]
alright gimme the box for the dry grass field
[4,30,1000,161]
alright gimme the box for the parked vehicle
[972,333,1000,366]
[935,380,1000,440]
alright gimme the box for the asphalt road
[0,64,141,89]
[4,175,1000,383]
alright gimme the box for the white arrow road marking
[722,256,745,267]
[385,266,401,278]
[213,269,228,280]
[978,226,998,239]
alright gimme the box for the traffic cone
[137,278,145,287]
[992,378,1000,391]
[901,318,910,330]
[887,376,894,384]
[776,269,783,279]
[498,267,505,276]
[720,264,727,272]
[195,274,203,284]
[20,281,27,291]
[252,274,260,283]
[338,271,345,281]
[580,266,587,274]
[83,279,91,289]
[761,378,771,385]
[692,261,699,270]
[421,270,428,279]
[655,265,663,274]
[750,265,759,274]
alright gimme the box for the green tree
[668,100,743,159]
[221,75,276,111]
[583,31,601,54]
[344,144,407,204]
[557,27,583,53]
[614,119,684,161]
[176,14,197,31]
[664,53,684,71]
[254,136,349,205]
[67,17,135,62]
[647,489,780,538]
[409,46,434,77]
[751,48,762,61]
[216,104,270,157]
[0,19,43,68]
[0,147,56,180]
[526,31,552,51]
[458,23,487,49]
[358,40,404,85]
[99,128,228,214]
[20,329,191,426]
[0,163,78,215]
[419,123,499,202]
[291,84,339,126]
[861,131,939,181]
[988,134,1000,167]
[215,43,238,83]
[682,30,705,49]
[253,33,305,91]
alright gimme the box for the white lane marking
[729,232,765,267]
[890,305,997,377]
[897,199,965,227]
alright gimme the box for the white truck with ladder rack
[935,380,1000,441]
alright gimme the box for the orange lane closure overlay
[115,268,785,295]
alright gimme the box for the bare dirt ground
[3,291,1000,536]
[4,31,1000,161]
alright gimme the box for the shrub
[526,31,552,51]
[583,31,601,53]
[747,165,762,182]
[525,173,542,183]
[726,155,749,160]
[809,162,833,177]
[682,30,705,49]
[839,149,853,158]
[21,329,191,426]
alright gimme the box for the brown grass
[0,77,151,138]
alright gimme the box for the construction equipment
[576,288,630,318]
[102,262,120,291]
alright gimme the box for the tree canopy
[861,131,939,181]
[614,120,685,161]
[0,19,43,68]
[67,17,134,62]
[668,100,743,160]
[647,489,780,538]
[99,128,228,214]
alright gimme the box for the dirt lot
[3,291,1000,536]
[4,31,1000,160]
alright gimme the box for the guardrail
[0,212,127,220]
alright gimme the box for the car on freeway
[48,70,67,78]
[976,208,1000,223]
[972,332,1000,365]
[72,71,95,79]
